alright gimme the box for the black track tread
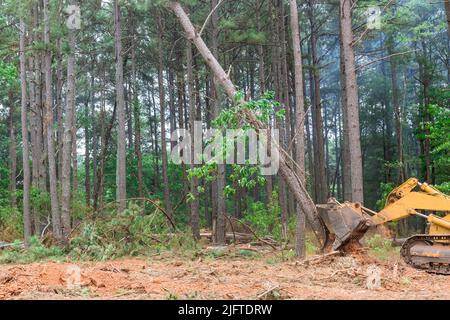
[401,235,450,275]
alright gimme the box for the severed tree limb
[97,197,177,230]
[229,217,277,250]
[121,197,177,230]
[257,284,280,299]
[169,1,328,249]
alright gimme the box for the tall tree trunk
[256,1,272,204]
[29,5,42,233]
[8,91,17,208]
[308,0,328,204]
[114,0,127,212]
[19,20,32,245]
[445,0,450,79]
[94,69,107,211]
[125,80,134,150]
[170,1,327,247]
[85,67,94,206]
[94,73,117,212]
[56,38,64,181]
[61,0,77,239]
[92,87,99,209]
[43,0,62,239]
[211,0,226,245]
[381,57,393,183]
[289,0,307,259]
[168,67,177,151]
[417,44,432,183]
[72,124,78,192]
[305,107,314,198]
[131,34,144,203]
[445,0,450,37]
[339,15,351,201]
[279,0,296,221]
[157,14,174,219]
[149,79,160,188]
[187,41,200,239]
[274,0,289,239]
[175,44,189,196]
[339,0,364,203]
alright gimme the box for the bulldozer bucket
[317,202,370,251]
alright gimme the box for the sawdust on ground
[0,250,448,300]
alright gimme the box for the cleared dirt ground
[0,248,448,300]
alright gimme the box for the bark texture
[43,0,62,238]
[339,0,364,203]
[114,0,127,212]
[61,0,78,239]
[289,0,307,259]
[19,20,32,244]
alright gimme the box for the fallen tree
[168,1,328,252]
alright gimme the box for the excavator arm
[367,178,450,233]
[318,178,450,274]
[318,178,450,250]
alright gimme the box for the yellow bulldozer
[318,178,450,275]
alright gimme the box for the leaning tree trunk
[19,19,32,245]
[169,1,327,247]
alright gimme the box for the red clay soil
[0,250,448,300]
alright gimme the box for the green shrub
[376,182,395,211]
[0,236,63,264]
[0,205,23,241]
[68,203,198,260]
[242,192,286,242]
[366,234,399,261]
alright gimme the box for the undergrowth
[366,234,399,261]
[0,236,63,264]
[68,204,200,261]
[0,199,321,265]
[0,203,202,264]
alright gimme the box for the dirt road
[0,251,448,300]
